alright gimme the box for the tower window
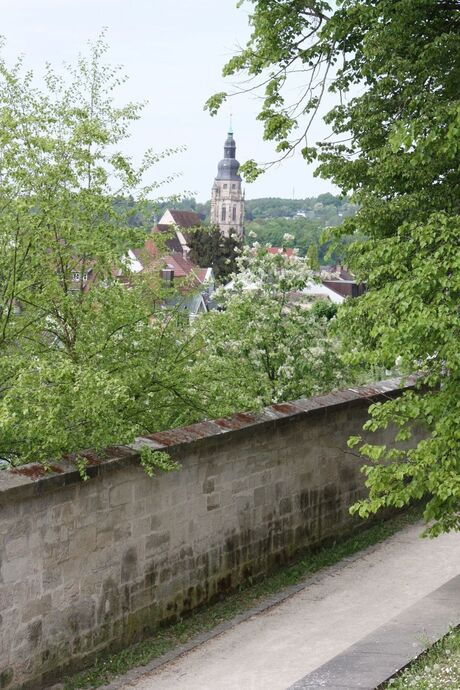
[232,206,237,221]
[221,206,226,221]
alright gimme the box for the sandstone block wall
[0,378,419,689]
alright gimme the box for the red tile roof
[267,247,295,257]
[164,254,209,284]
[130,238,158,267]
[197,267,209,282]
[167,210,201,228]
[164,254,193,278]
[129,226,211,288]
[151,224,184,254]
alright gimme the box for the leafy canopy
[0,36,199,473]
[208,0,460,535]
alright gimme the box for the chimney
[160,268,174,286]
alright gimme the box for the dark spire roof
[215,129,241,181]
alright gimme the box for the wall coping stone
[0,375,418,503]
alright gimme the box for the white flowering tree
[191,237,350,416]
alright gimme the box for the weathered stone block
[202,478,214,494]
[42,565,63,592]
[150,515,162,531]
[68,599,96,635]
[279,496,293,516]
[121,547,139,584]
[114,521,133,543]
[5,536,31,560]
[206,493,220,511]
[3,516,32,542]
[231,477,248,494]
[21,595,52,623]
[1,556,32,585]
[95,529,114,550]
[145,532,170,554]
[0,668,14,689]
[253,486,266,507]
[109,481,133,507]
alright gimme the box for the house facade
[126,211,215,320]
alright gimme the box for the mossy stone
[0,668,14,689]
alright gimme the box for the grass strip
[381,625,460,689]
[64,507,423,689]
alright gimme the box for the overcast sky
[1,0,338,201]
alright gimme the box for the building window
[221,206,226,221]
[232,206,237,221]
[71,271,88,282]
[223,183,227,189]
[232,183,236,189]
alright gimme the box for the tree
[243,196,357,223]
[307,243,320,271]
[244,215,357,262]
[207,1,460,535]
[187,225,242,282]
[190,242,351,416]
[311,299,337,322]
[0,37,200,473]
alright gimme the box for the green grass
[382,626,460,689]
[63,507,423,690]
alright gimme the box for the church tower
[210,126,244,239]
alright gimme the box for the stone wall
[0,378,418,689]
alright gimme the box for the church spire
[216,126,240,180]
[210,125,245,239]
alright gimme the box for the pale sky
[1,0,337,201]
